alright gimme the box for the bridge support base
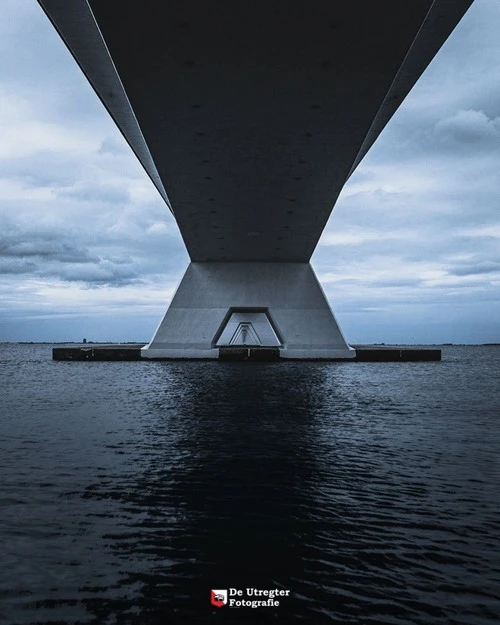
[141,262,355,360]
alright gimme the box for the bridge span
[38,0,473,358]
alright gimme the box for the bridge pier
[141,262,355,360]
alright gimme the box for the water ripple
[0,344,499,623]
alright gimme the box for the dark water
[0,344,499,624]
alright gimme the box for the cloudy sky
[1,0,499,344]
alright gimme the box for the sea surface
[0,344,499,624]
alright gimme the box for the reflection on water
[0,345,499,623]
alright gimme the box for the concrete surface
[141,262,355,359]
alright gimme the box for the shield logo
[211,589,228,607]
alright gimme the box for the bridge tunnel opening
[214,309,282,348]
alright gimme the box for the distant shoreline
[1,342,499,347]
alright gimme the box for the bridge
[38,0,473,359]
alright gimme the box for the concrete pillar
[141,262,355,359]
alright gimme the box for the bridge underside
[38,0,472,358]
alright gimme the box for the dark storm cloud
[0,227,142,286]
[434,109,500,146]
[0,241,93,263]
[41,262,141,286]
[0,231,97,263]
[369,277,424,288]
[0,258,37,275]
[448,260,500,276]
[403,109,500,158]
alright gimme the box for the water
[0,344,499,624]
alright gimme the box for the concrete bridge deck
[38,0,472,358]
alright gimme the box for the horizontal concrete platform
[52,344,441,362]
[353,346,441,362]
[219,347,280,362]
[52,344,145,361]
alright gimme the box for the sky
[0,0,499,345]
